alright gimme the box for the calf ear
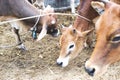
[60,24,68,32]
[60,25,73,32]
[69,25,73,28]
[81,29,94,36]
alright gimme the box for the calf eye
[69,44,74,49]
[111,35,120,43]
[67,43,75,51]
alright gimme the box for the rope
[0,12,91,49]
[0,12,91,25]
[32,11,41,29]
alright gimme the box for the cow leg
[10,22,26,50]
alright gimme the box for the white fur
[57,56,70,67]
[51,20,56,24]
[56,42,75,67]
[67,42,75,54]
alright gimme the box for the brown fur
[57,0,99,67]
[85,1,120,76]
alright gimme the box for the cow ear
[91,1,105,14]
[99,0,113,9]
[92,0,112,12]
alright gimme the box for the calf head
[42,5,56,25]
[85,1,120,76]
[37,5,59,40]
[57,25,91,67]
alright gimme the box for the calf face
[44,6,59,37]
[57,25,91,67]
[85,1,120,76]
[42,5,56,25]
[37,5,59,40]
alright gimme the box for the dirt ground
[0,13,120,80]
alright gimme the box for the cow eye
[110,35,120,43]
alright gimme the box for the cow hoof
[17,44,27,50]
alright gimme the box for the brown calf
[85,1,120,76]
[57,0,99,67]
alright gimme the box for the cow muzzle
[84,60,97,76]
[85,66,96,76]
[84,60,108,76]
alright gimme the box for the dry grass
[0,13,120,80]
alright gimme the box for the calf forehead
[60,29,78,45]
[60,31,74,43]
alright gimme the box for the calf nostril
[90,68,95,74]
[85,67,95,76]
[57,62,63,66]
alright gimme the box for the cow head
[37,5,59,41]
[57,25,91,67]
[85,1,120,76]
